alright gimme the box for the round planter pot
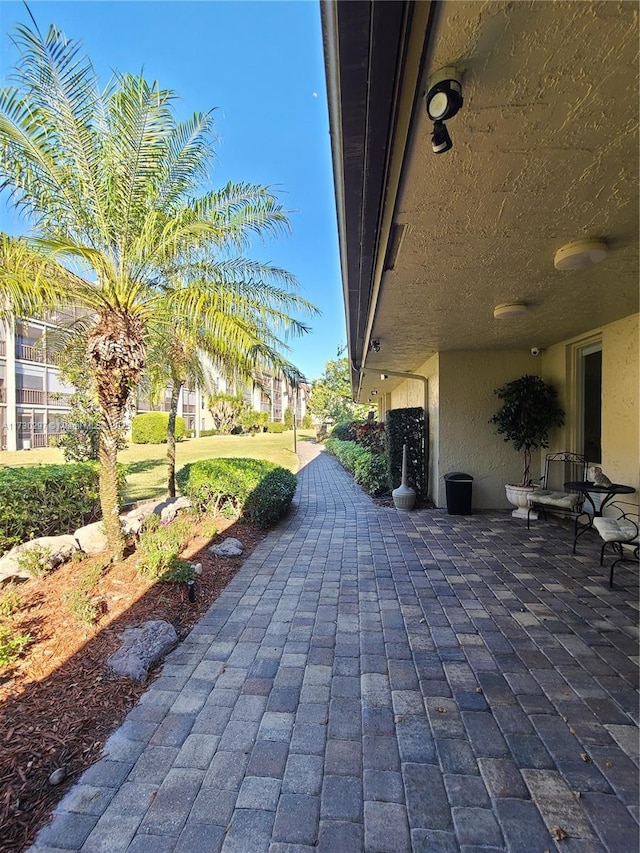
[505,484,538,520]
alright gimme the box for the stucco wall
[386,315,638,509]
[543,313,639,494]
[437,351,545,509]
[390,350,542,508]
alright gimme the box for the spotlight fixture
[371,389,378,396]
[554,238,608,270]
[425,67,463,155]
[431,121,452,154]
[493,303,528,319]
[380,373,388,380]
[370,339,381,353]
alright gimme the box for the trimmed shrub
[326,438,389,497]
[355,421,386,453]
[331,420,362,442]
[0,463,116,554]
[301,413,313,429]
[239,411,269,433]
[354,453,390,496]
[132,412,185,444]
[176,457,296,527]
[199,429,220,437]
[245,467,298,528]
[266,422,287,433]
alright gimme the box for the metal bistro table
[565,480,636,552]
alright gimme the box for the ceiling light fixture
[493,303,528,319]
[370,339,381,353]
[554,238,608,271]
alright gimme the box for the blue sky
[0,0,344,381]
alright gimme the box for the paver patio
[30,441,639,852]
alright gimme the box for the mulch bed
[0,515,267,853]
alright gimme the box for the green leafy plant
[266,422,287,433]
[132,412,185,444]
[0,584,22,618]
[490,375,565,485]
[160,557,195,584]
[16,545,53,578]
[177,457,296,527]
[135,514,192,579]
[245,468,297,527]
[355,421,386,453]
[326,438,389,497]
[301,413,313,429]
[283,407,294,429]
[354,452,390,496]
[0,626,31,669]
[0,463,125,554]
[385,408,425,497]
[63,588,98,627]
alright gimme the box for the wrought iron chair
[526,451,588,530]
[593,501,639,587]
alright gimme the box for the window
[577,340,602,463]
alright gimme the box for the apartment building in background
[0,313,310,451]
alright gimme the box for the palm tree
[145,271,311,496]
[0,22,315,557]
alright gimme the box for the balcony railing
[0,388,5,403]
[16,389,46,405]
[47,393,73,407]
[16,343,45,363]
[33,433,48,448]
[182,404,196,414]
[0,340,5,356]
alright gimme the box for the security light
[425,67,463,155]
[431,121,452,154]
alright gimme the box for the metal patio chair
[526,451,588,530]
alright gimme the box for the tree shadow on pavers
[0,513,266,853]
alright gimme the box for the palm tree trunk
[99,422,124,559]
[166,378,183,497]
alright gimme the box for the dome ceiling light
[493,303,528,319]
[554,238,608,271]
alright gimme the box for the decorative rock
[159,496,191,523]
[74,521,108,556]
[49,767,66,786]
[0,535,79,583]
[107,620,178,682]
[121,501,159,535]
[121,496,192,534]
[209,537,243,557]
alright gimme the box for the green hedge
[266,421,287,433]
[132,412,185,444]
[176,457,296,527]
[0,463,109,553]
[325,438,389,497]
[385,407,425,496]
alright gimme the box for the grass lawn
[0,430,316,504]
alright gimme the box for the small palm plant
[490,374,565,486]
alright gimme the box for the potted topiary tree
[490,374,565,518]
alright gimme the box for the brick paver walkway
[31,442,639,852]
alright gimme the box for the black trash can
[444,472,474,515]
